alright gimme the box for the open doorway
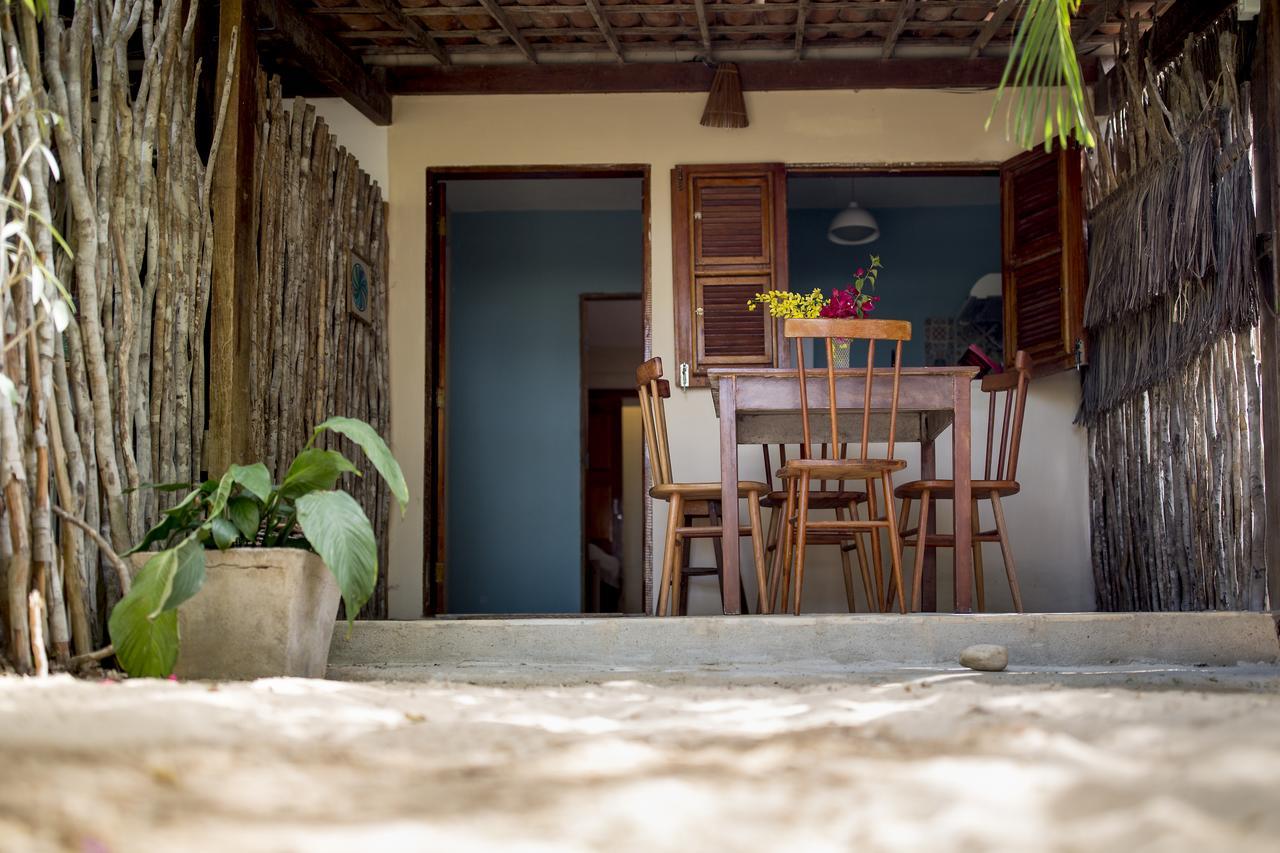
[581,295,644,614]
[425,167,650,615]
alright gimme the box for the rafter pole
[1072,0,1115,44]
[693,0,712,55]
[793,0,809,59]
[475,0,538,62]
[583,0,626,62]
[968,0,1017,58]
[353,0,451,65]
[881,0,915,59]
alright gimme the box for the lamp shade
[827,202,880,245]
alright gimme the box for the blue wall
[787,205,1001,367]
[446,210,642,613]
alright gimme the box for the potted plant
[108,417,408,679]
[748,257,882,367]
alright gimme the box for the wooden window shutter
[673,163,788,387]
[1000,146,1087,374]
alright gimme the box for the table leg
[919,433,938,613]
[952,376,973,613]
[719,376,742,615]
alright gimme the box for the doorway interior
[425,167,651,616]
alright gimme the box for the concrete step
[329,612,1280,672]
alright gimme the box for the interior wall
[385,90,1095,617]
[446,209,642,613]
[310,98,390,190]
[787,205,1002,367]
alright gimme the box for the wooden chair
[635,358,770,616]
[775,319,912,615]
[896,350,1031,613]
[760,444,875,614]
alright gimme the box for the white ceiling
[446,178,642,212]
[585,297,643,350]
[787,175,1000,210]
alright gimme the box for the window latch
[679,363,690,388]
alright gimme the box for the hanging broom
[700,63,749,129]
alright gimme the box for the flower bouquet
[747,257,882,367]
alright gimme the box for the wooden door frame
[580,294,643,613]
[424,164,652,616]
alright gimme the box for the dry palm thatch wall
[0,0,234,674]
[1082,15,1267,610]
[249,76,392,618]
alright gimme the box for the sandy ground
[1,665,1279,852]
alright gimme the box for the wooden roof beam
[794,0,809,59]
[475,0,539,62]
[882,0,915,59]
[694,0,712,54]
[1073,0,1115,44]
[353,0,451,65]
[257,0,392,125]
[583,0,626,62]
[969,0,1017,58]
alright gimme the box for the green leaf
[228,497,261,541]
[108,557,181,678]
[227,463,272,503]
[296,490,377,624]
[150,536,207,615]
[210,517,240,550]
[313,417,409,513]
[280,448,360,500]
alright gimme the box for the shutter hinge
[675,167,686,193]
[679,363,690,388]
[435,562,445,584]
[1074,338,1087,368]
[438,216,447,237]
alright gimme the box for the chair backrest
[635,358,673,488]
[980,350,1032,482]
[783,318,912,462]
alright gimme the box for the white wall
[383,90,1096,617]
[310,98,390,191]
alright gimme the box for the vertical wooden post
[208,0,259,475]
[1253,0,1280,610]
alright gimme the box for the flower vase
[831,340,852,369]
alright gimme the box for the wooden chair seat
[761,489,867,510]
[650,481,770,501]
[895,479,1021,500]
[780,458,907,480]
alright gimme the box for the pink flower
[856,268,865,277]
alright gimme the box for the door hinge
[435,562,446,584]
[679,363,690,388]
[1074,338,1087,368]
[675,167,686,193]
[438,216,447,237]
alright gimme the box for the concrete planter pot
[130,548,339,680]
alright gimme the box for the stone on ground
[959,643,1009,671]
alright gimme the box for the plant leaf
[313,416,409,513]
[210,517,240,550]
[228,463,272,503]
[108,557,181,678]
[149,536,207,615]
[296,490,376,623]
[228,497,261,541]
[280,448,360,500]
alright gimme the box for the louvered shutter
[673,164,788,386]
[1000,146,1087,373]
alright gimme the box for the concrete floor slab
[329,612,1280,675]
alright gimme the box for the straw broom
[700,63,748,129]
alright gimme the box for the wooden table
[708,366,979,615]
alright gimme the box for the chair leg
[657,496,681,616]
[972,500,986,613]
[763,504,783,614]
[990,492,1024,613]
[881,472,908,615]
[747,493,768,615]
[911,490,931,612]
[792,473,812,615]
[849,501,876,613]
[779,478,798,613]
[834,506,857,613]
[865,478,885,609]
[895,496,913,614]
